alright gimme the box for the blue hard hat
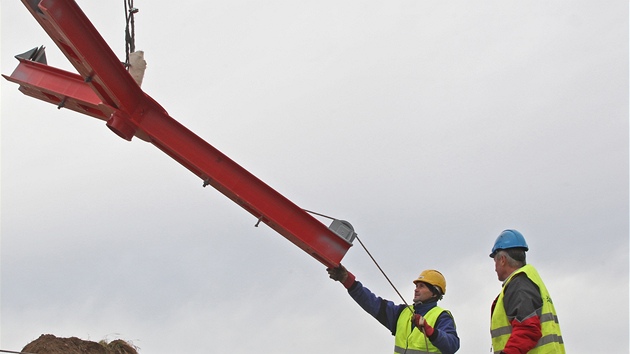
[489,229,528,258]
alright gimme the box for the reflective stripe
[536,333,564,347]
[490,325,512,338]
[491,312,560,338]
[394,345,433,354]
[493,335,566,353]
[539,312,558,323]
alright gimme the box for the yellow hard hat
[413,269,446,295]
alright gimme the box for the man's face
[413,282,434,303]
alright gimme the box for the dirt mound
[22,334,138,354]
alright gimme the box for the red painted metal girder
[5,0,352,267]
[2,58,113,121]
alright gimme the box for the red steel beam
[2,59,113,121]
[5,0,352,267]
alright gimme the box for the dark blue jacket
[348,280,460,354]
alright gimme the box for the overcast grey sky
[1,1,628,353]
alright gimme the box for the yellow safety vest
[394,306,444,354]
[491,264,565,354]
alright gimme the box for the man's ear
[495,253,503,265]
[499,254,507,265]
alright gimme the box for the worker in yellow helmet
[327,265,460,353]
[489,229,565,353]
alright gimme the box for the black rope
[302,209,335,221]
[124,0,138,67]
[305,208,424,346]
[354,234,411,308]
[354,234,428,354]
[303,209,411,307]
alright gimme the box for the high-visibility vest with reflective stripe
[394,306,443,354]
[491,264,565,354]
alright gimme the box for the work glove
[326,264,355,289]
[327,264,348,282]
[412,314,435,337]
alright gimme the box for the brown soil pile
[22,334,138,354]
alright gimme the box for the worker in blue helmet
[489,230,565,354]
